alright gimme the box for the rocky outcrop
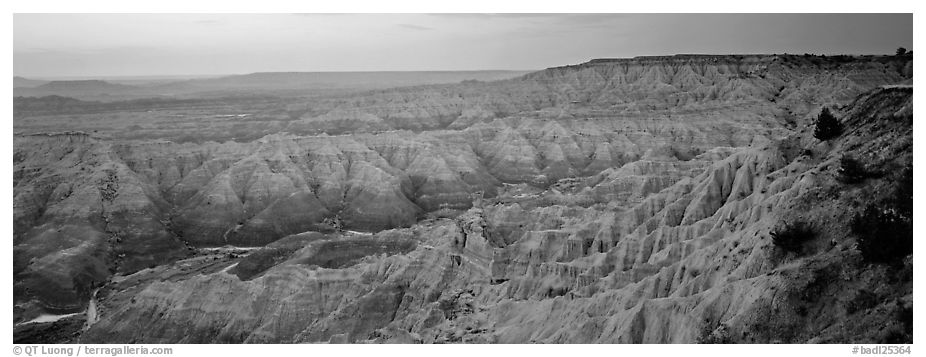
[13,133,189,317]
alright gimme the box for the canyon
[13,54,913,343]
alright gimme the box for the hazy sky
[14,13,913,78]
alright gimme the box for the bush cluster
[771,221,815,254]
[836,156,867,184]
[852,206,912,264]
[852,167,913,264]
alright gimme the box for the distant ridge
[32,80,137,91]
[13,80,146,101]
[13,76,49,88]
[11,71,533,101]
[150,70,533,94]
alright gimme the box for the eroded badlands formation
[13,54,913,343]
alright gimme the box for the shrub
[891,166,913,219]
[852,205,912,264]
[845,289,878,314]
[898,305,913,335]
[836,156,867,184]
[697,323,732,344]
[771,221,815,254]
[896,47,908,56]
[813,107,842,141]
[850,167,912,265]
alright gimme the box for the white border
[3,0,920,13]
[3,2,923,355]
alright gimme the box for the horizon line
[14,68,541,81]
[14,51,906,80]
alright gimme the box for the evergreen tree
[813,107,842,141]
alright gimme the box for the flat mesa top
[541,53,901,72]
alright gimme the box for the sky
[13,13,914,78]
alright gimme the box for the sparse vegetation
[852,205,912,264]
[813,107,842,141]
[697,323,733,344]
[851,167,912,264]
[771,221,815,255]
[836,156,867,184]
[845,289,878,314]
[891,166,913,218]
